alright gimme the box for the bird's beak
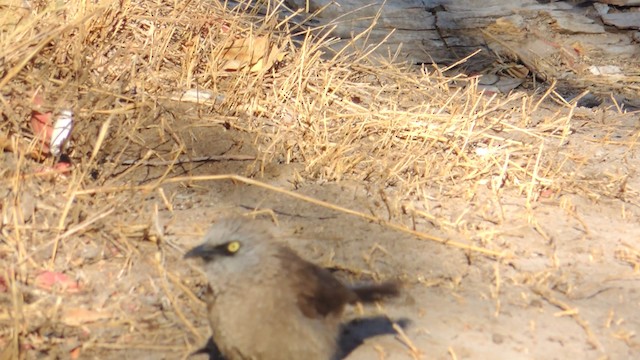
[184,244,209,259]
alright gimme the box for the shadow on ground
[192,316,410,360]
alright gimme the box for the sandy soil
[4,101,636,360]
[179,116,640,359]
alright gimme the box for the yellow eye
[227,241,241,253]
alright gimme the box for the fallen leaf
[540,188,555,198]
[70,346,81,360]
[30,109,53,155]
[0,275,7,292]
[53,160,72,174]
[34,271,81,293]
[220,35,284,73]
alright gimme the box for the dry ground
[1,0,639,359]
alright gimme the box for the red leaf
[30,93,53,156]
[34,271,81,293]
[0,275,7,293]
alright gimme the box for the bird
[184,216,400,360]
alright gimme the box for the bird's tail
[350,281,400,303]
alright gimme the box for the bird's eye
[226,241,241,254]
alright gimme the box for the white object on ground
[50,110,73,157]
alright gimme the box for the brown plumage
[185,217,399,360]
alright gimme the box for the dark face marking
[184,241,243,262]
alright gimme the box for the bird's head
[184,216,276,276]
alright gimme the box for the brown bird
[185,216,399,360]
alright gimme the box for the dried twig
[118,154,256,166]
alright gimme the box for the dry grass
[1,0,638,358]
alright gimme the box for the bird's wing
[275,247,357,319]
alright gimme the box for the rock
[282,0,639,103]
[601,13,640,30]
[596,0,640,6]
[545,10,605,33]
